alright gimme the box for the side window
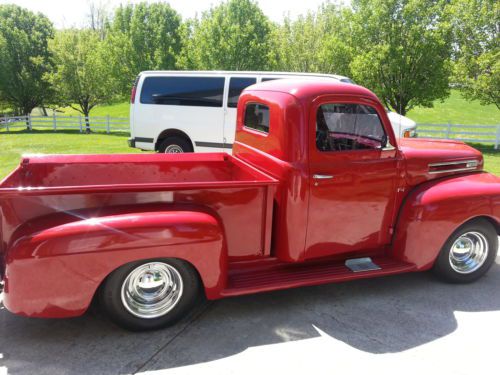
[244,103,270,133]
[140,76,225,107]
[261,77,279,82]
[316,103,386,152]
[228,77,257,108]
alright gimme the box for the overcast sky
[0,0,348,28]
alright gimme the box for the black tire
[99,258,201,331]
[158,136,193,153]
[433,218,498,283]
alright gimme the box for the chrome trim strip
[428,159,479,174]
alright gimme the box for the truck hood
[399,138,484,186]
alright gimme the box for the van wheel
[433,219,498,283]
[99,259,200,331]
[158,136,192,153]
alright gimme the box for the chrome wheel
[121,262,184,319]
[164,144,184,153]
[449,231,489,274]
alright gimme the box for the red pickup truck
[1,80,499,330]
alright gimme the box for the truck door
[305,98,400,260]
[224,77,256,150]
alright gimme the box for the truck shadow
[1,261,500,374]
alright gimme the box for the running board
[221,256,415,297]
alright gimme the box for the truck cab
[1,79,498,331]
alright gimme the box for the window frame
[309,95,396,157]
[243,102,271,135]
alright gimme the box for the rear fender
[393,172,500,270]
[3,210,227,318]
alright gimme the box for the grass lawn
[407,90,500,125]
[0,129,142,179]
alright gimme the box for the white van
[129,71,416,153]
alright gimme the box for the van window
[244,103,270,133]
[261,77,279,82]
[316,103,386,152]
[140,76,225,107]
[228,77,256,108]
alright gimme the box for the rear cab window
[140,76,225,107]
[244,103,270,133]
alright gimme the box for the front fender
[3,210,227,318]
[393,172,500,270]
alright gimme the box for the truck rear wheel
[99,259,201,331]
[158,136,192,153]
[433,219,498,283]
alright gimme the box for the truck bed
[0,153,278,261]
[0,153,274,192]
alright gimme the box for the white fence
[416,123,500,149]
[0,114,129,133]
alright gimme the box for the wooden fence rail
[416,123,500,149]
[0,114,129,133]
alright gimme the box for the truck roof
[244,79,380,102]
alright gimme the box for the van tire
[158,136,193,153]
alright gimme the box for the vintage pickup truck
[1,80,499,331]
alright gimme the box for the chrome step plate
[345,257,381,272]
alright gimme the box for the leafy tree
[0,5,54,116]
[47,29,118,132]
[106,2,182,95]
[450,0,499,109]
[270,5,354,76]
[178,0,272,70]
[349,0,453,115]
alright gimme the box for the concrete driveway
[1,255,500,375]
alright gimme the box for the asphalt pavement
[1,254,500,375]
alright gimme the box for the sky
[0,0,348,28]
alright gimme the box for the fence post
[495,125,500,150]
[28,114,32,131]
[106,115,110,134]
[52,112,57,131]
[79,115,83,133]
[445,122,451,139]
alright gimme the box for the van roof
[243,78,379,102]
[139,70,351,82]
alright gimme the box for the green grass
[0,129,142,179]
[32,102,130,118]
[407,90,500,125]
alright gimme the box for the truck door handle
[313,174,334,180]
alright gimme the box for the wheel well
[155,129,193,152]
[461,216,500,235]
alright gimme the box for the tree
[178,0,272,70]
[348,0,453,115]
[450,0,499,109]
[270,4,354,76]
[46,29,118,133]
[0,5,54,116]
[106,2,182,95]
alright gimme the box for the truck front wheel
[433,219,498,283]
[99,259,201,331]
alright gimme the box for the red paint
[1,79,499,319]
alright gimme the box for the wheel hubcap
[164,144,184,153]
[449,231,489,274]
[121,262,183,319]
